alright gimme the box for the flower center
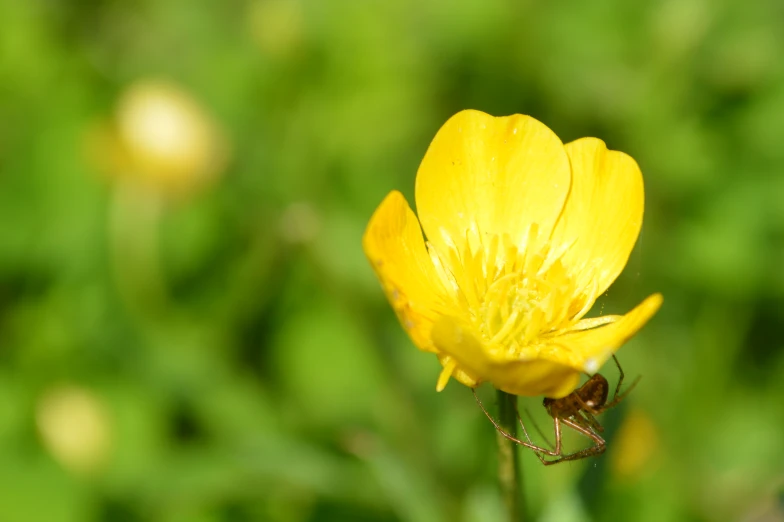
[434,224,593,356]
[480,263,571,350]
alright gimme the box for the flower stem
[496,390,523,522]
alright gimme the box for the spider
[473,355,640,465]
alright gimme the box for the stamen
[490,308,521,345]
[436,357,458,391]
[433,228,584,357]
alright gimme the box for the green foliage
[1,0,783,520]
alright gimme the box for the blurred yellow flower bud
[36,385,112,476]
[88,80,228,197]
[610,407,660,480]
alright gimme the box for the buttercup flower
[87,79,228,197]
[36,385,112,475]
[363,110,662,398]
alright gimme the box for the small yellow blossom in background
[87,79,228,197]
[610,408,660,480]
[363,110,662,398]
[36,385,112,476]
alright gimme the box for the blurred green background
[1,0,783,521]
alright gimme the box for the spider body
[544,373,609,419]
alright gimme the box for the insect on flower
[363,110,661,411]
[474,355,638,465]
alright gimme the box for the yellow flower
[86,80,228,197]
[363,110,662,398]
[610,408,660,480]
[36,385,112,475]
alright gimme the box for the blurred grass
[1,0,783,521]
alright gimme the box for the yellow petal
[551,138,645,300]
[363,191,449,352]
[415,110,571,258]
[540,293,663,373]
[431,315,581,397]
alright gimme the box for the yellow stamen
[436,357,458,391]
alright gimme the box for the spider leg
[537,417,606,466]
[511,400,537,446]
[512,401,556,465]
[523,416,564,466]
[523,408,555,450]
[472,388,558,456]
[590,355,641,413]
[511,396,571,461]
[577,409,604,434]
[600,375,641,412]
[611,354,625,400]
[552,416,563,455]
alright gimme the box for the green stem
[496,390,523,522]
